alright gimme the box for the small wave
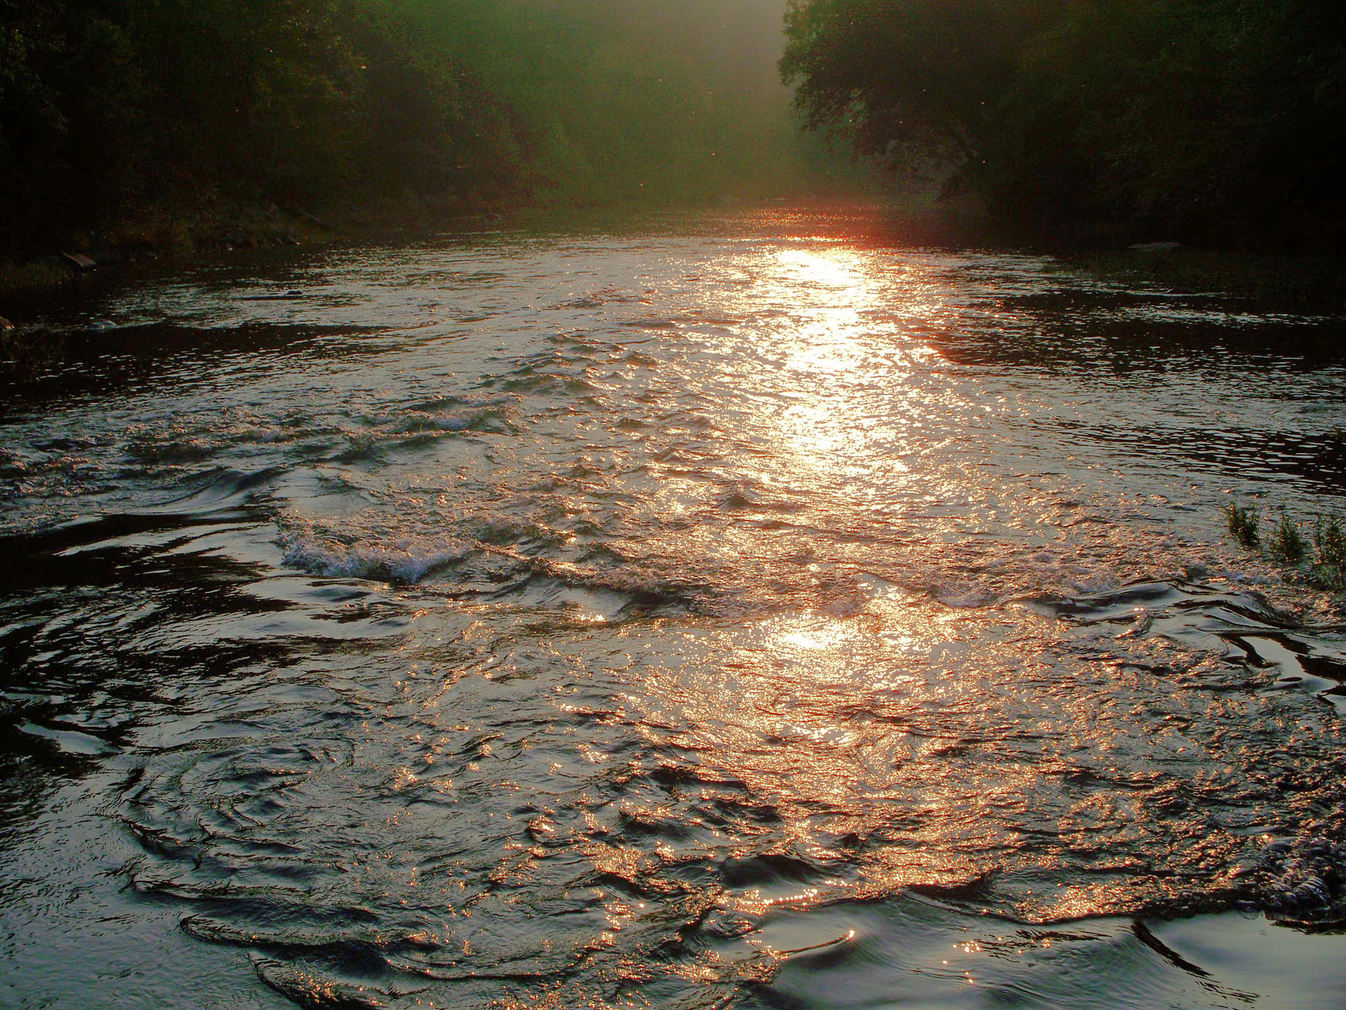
[123,436,223,465]
[280,531,471,584]
[1251,834,1346,927]
[17,719,118,758]
[150,465,286,514]
[551,286,652,310]
[344,394,516,436]
[497,371,600,396]
[523,556,711,614]
[278,513,710,613]
[251,957,393,1010]
[388,407,510,435]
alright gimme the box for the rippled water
[2,210,1345,1008]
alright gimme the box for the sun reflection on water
[748,245,940,503]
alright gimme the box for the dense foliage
[0,0,841,257]
[0,0,503,252]
[782,0,1346,248]
[12,1,1327,256]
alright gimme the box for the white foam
[279,531,469,584]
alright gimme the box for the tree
[780,0,1346,248]
[780,0,1063,182]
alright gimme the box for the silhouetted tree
[782,0,1346,248]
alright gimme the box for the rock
[60,252,98,272]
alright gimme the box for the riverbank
[0,201,322,312]
[0,188,521,327]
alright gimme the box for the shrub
[1268,513,1307,563]
[1225,503,1260,549]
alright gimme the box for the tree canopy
[782,0,1346,248]
[1,0,855,257]
[1,0,512,252]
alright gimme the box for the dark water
[2,210,1345,1008]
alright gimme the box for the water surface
[2,210,1345,1007]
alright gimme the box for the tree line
[1,0,501,254]
[782,0,1346,249]
[1,0,846,258]
[10,1,1323,257]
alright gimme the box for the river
[2,209,1345,1008]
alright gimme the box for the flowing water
[2,209,1345,1008]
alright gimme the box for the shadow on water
[941,289,1346,372]
[0,514,286,797]
[0,322,389,411]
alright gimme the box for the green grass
[1268,513,1308,563]
[0,259,68,300]
[1225,503,1261,548]
[1312,514,1346,591]
[1225,503,1346,594]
